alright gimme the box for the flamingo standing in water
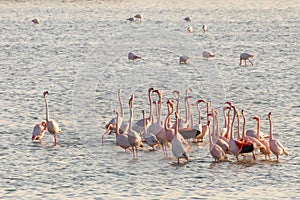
[172,112,189,164]
[202,24,207,32]
[43,91,62,144]
[187,26,193,33]
[197,101,210,142]
[141,110,159,150]
[114,110,131,151]
[128,52,142,60]
[209,112,227,162]
[102,89,128,144]
[268,112,289,161]
[134,13,143,22]
[32,18,40,24]
[202,51,216,59]
[253,116,271,160]
[32,121,47,142]
[184,16,192,22]
[179,55,189,64]
[127,95,143,159]
[240,53,254,66]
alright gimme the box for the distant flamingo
[134,13,143,22]
[202,51,216,58]
[43,91,62,144]
[172,112,189,164]
[184,16,192,22]
[32,18,40,24]
[32,121,47,142]
[179,55,189,64]
[127,95,143,159]
[268,112,289,161]
[128,52,142,60]
[202,24,207,32]
[239,53,254,66]
[187,26,193,33]
[198,101,210,142]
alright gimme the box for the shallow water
[0,0,299,199]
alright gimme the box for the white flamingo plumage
[134,13,143,22]
[172,112,189,164]
[202,24,207,32]
[32,18,40,24]
[43,91,62,144]
[253,116,271,160]
[32,121,47,142]
[268,112,289,161]
[187,26,193,32]
[127,94,143,159]
[114,110,131,151]
[128,52,142,60]
[141,110,159,150]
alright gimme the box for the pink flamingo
[134,13,143,22]
[114,110,131,151]
[128,52,142,60]
[268,112,289,161]
[202,51,216,59]
[141,110,159,150]
[179,55,189,64]
[172,112,189,164]
[32,121,47,142]
[127,95,143,159]
[198,101,210,142]
[253,116,271,160]
[202,24,207,32]
[43,91,62,144]
[32,18,40,24]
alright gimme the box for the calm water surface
[0,0,299,199]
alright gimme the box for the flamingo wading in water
[268,112,289,161]
[240,52,254,66]
[32,121,47,142]
[43,91,62,144]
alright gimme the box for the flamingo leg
[248,59,253,65]
[252,152,256,161]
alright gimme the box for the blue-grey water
[0,0,299,199]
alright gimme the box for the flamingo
[114,110,131,151]
[132,88,154,133]
[128,52,142,60]
[134,13,143,22]
[268,112,289,161]
[43,91,62,144]
[198,101,210,142]
[219,106,228,137]
[32,121,47,142]
[184,16,192,22]
[187,26,193,33]
[172,90,189,130]
[147,90,164,135]
[253,116,271,160]
[241,110,268,159]
[202,51,216,59]
[202,24,207,32]
[239,52,254,66]
[211,109,230,154]
[102,89,128,144]
[209,115,227,162]
[32,18,40,24]
[179,55,189,64]
[172,112,189,164]
[127,95,143,159]
[141,110,159,150]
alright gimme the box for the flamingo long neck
[236,111,242,141]
[142,110,147,134]
[118,89,124,118]
[269,114,273,140]
[175,113,179,135]
[197,102,202,125]
[206,103,209,125]
[184,97,189,123]
[129,103,133,131]
[256,118,260,139]
[215,110,219,138]
[164,103,173,131]
[241,111,246,138]
[44,95,49,123]
[212,110,216,141]
[230,109,236,139]
[149,90,154,125]
[115,111,120,138]
[223,107,227,128]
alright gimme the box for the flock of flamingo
[100,88,289,164]
[31,14,287,164]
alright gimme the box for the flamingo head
[225,101,232,107]
[196,100,204,106]
[249,54,254,58]
[253,116,260,122]
[148,87,154,94]
[43,91,49,97]
[129,94,134,108]
[268,112,272,118]
[153,90,162,98]
[41,121,47,130]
